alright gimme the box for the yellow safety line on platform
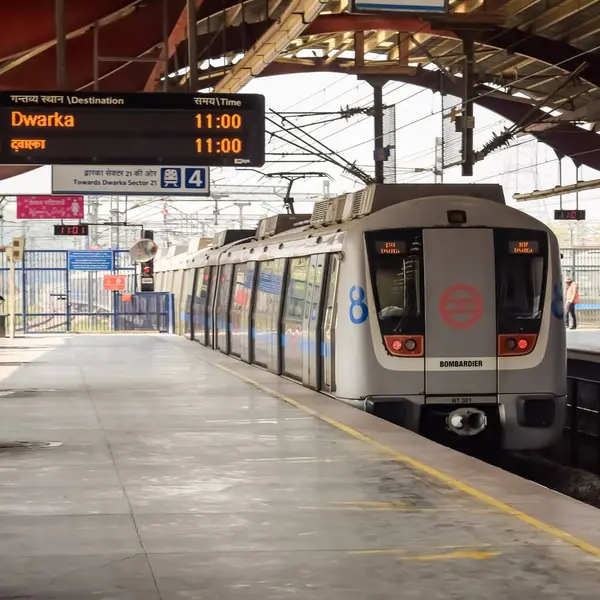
[211,361,600,559]
[334,501,408,507]
[298,506,450,512]
[350,548,499,561]
[399,550,499,561]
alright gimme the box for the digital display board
[54,224,89,236]
[374,240,407,255]
[508,240,539,255]
[554,209,586,221]
[0,91,265,167]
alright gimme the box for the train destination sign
[0,91,266,167]
[374,240,407,255]
[508,240,539,255]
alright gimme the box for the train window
[495,229,548,334]
[365,229,424,335]
[284,257,310,321]
[254,259,285,369]
[217,265,234,315]
[230,263,255,358]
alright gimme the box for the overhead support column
[55,0,67,87]
[187,0,199,92]
[372,81,385,184]
[354,31,365,67]
[461,34,476,177]
[362,77,389,185]
[397,32,410,66]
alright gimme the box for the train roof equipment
[309,183,506,229]
[255,213,312,240]
[212,229,257,249]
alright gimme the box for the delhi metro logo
[439,284,483,329]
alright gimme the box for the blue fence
[0,250,172,334]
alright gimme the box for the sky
[0,71,597,249]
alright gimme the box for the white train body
[156,184,567,450]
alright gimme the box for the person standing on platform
[565,277,580,330]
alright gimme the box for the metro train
[155,183,567,450]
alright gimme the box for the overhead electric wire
[234,80,413,185]
[266,119,371,183]
[234,78,379,174]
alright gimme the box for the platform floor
[567,328,600,354]
[1,335,600,599]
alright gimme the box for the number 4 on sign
[185,168,206,189]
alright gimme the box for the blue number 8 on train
[349,285,368,324]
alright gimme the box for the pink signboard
[16,195,85,220]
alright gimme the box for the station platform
[1,335,600,599]
[567,329,600,358]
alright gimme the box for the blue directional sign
[158,167,209,195]
[68,250,114,271]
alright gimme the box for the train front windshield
[365,227,548,342]
[494,229,548,334]
[365,229,424,336]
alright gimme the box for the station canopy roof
[1,0,600,180]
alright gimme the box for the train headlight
[384,335,423,357]
[498,333,537,356]
[404,339,417,351]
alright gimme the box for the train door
[423,228,497,398]
[240,262,256,363]
[183,268,197,340]
[193,267,209,345]
[321,255,339,393]
[215,264,233,353]
[172,270,185,335]
[206,267,218,348]
[282,257,309,380]
[302,254,326,390]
